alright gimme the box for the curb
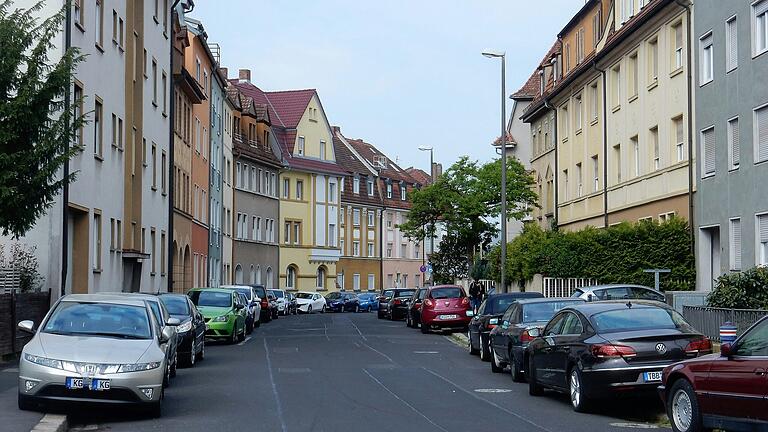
[445,331,468,347]
[31,414,67,432]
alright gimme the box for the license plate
[65,377,84,389]
[90,379,110,391]
[643,371,662,382]
[438,314,458,320]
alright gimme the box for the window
[297,136,305,155]
[162,72,167,114]
[353,241,360,257]
[577,28,585,63]
[592,156,599,191]
[590,82,598,121]
[367,211,374,227]
[293,222,301,245]
[286,266,296,289]
[754,0,768,56]
[593,10,602,47]
[729,117,740,169]
[353,274,361,291]
[674,116,685,162]
[673,22,684,70]
[368,274,375,291]
[296,180,304,200]
[563,169,569,200]
[283,178,289,198]
[574,94,583,130]
[73,83,83,147]
[648,37,659,82]
[320,140,326,160]
[650,126,660,170]
[94,98,103,158]
[367,242,375,257]
[564,43,571,73]
[400,183,406,201]
[756,104,768,163]
[353,177,360,194]
[758,213,768,266]
[151,144,157,189]
[386,183,392,199]
[254,217,261,241]
[699,32,714,85]
[162,0,168,34]
[701,126,716,176]
[611,64,621,108]
[283,221,290,244]
[329,223,336,247]
[74,0,84,28]
[150,229,156,275]
[386,243,393,258]
[726,16,738,71]
[95,0,104,47]
[629,53,639,97]
[329,182,336,203]
[631,136,640,177]
[112,10,117,42]
[614,144,622,183]
[340,209,345,225]
[367,178,374,196]
[561,104,569,138]
[161,151,167,195]
[730,218,742,271]
[400,243,407,258]
[92,212,102,271]
[160,232,166,276]
[118,16,124,48]
[576,162,583,197]
[353,209,361,226]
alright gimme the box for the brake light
[685,338,712,355]
[424,299,434,308]
[393,299,402,305]
[261,299,269,308]
[591,344,637,359]
[520,329,535,343]
[461,297,469,306]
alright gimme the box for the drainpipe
[60,0,73,299]
[592,59,608,228]
[675,0,695,253]
[543,99,558,230]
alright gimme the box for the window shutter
[729,118,740,166]
[759,214,768,245]
[726,18,738,70]
[731,219,742,270]
[757,106,768,163]
[703,128,716,175]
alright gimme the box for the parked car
[269,289,290,315]
[526,300,711,412]
[157,293,206,368]
[188,288,247,344]
[267,292,280,319]
[376,289,395,319]
[489,297,584,380]
[659,315,768,432]
[220,285,262,333]
[405,288,428,328]
[572,284,665,303]
[380,288,417,320]
[17,294,171,417]
[468,292,544,362]
[357,293,379,312]
[247,285,274,323]
[295,292,326,313]
[420,285,472,334]
[285,292,299,315]
[325,292,361,312]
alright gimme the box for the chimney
[331,126,341,135]
[238,69,251,83]
[220,67,228,79]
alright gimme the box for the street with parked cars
[8,283,768,431]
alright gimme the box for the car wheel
[170,354,177,378]
[668,379,702,432]
[406,315,412,328]
[163,362,171,388]
[569,367,592,412]
[509,351,524,383]
[254,316,261,328]
[377,310,384,319]
[229,327,238,345]
[491,350,504,373]
[479,335,491,362]
[188,342,196,368]
[355,305,360,313]
[421,321,429,334]
[468,332,480,355]
[197,338,205,361]
[17,394,34,411]
[528,355,544,396]
[321,305,326,313]
[367,306,372,313]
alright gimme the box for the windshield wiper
[79,332,147,339]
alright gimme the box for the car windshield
[43,302,152,339]
[189,291,232,308]
[395,290,416,298]
[430,287,463,299]
[571,289,585,298]
[358,294,373,300]
[486,297,518,315]
[382,290,394,298]
[591,307,692,333]
[252,287,267,298]
[522,301,583,323]
[270,290,285,298]
[326,292,341,300]
[159,295,189,315]
[296,293,313,299]
[234,288,252,300]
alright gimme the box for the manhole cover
[610,423,659,429]
[473,388,512,393]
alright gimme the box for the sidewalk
[0,360,45,432]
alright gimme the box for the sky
[191,0,584,173]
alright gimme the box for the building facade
[695,0,768,291]
[333,129,383,292]
[207,55,225,288]
[221,78,235,285]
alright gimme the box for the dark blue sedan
[325,292,361,312]
[357,293,379,312]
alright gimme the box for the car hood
[33,332,153,364]
[296,298,315,305]
[197,305,233,317]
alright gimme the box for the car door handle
[755,368,766,376]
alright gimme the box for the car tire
[491,350,504,373]
[187,342,196,368]
[509,350,524,383]
[229,327,238,345]
[421,321,429,334]
[170,354,177,378]
[254,317,261,328]
[377,310,384,319]
[479,335,491,362]
[569,367,592,413]
[163,362,171,388]
[528,355,544,396]
[468,332,480,355]
[197,339,205,361]
[406,314,413,328]
[17,394,34,411]
[667,379,703,432]
[321,305,326,313]
[355,305,360,313]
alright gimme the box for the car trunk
[599,329,706,364]
[431,297,468,314]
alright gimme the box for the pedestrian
[469,281,480,313]
[478,282,487,303]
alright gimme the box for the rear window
[189,291,232,308]
[159,295,189,315]
[571,289,584,298]
[395,290,416,298]
[487,297,518,315]
[252,287,267,299]
[271,290,285,298]
[234,288,252,300]
[382,290,395,298]
[430,287,464,299]
[521,301,583,323]
[590,307,692,333]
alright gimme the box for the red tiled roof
[405,167,431,185]
[333,133,382,206]
[492,132,517,146]
[511,70,540,100]
[346,138,420,210]
[263,89,315,129]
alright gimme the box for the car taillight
[393,299,402,305]
[461,297,469,306]
[424,299,434,308]
[591,344,637,359]
[261,299,269,308]
[685,338,712,355]
[520,329,535,343]
[486,318,499,330]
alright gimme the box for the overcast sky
[191,1,583,172]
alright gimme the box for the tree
[428,231,470,284]
[0,1,84,238]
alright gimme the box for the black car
[468,292,544,362]
[285,292,299,315]
[379,288,417,320]
[405,288,428,328]
[526,300,711,412]
[248,284,276,323]
[489,297,584,380]
[157,293,206,367]
[325,292,360,312]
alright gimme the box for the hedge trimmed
[488,217,695,291]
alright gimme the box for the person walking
[469,281,480,313]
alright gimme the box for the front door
[537,313,567,386]
[549,312,584,389]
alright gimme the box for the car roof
[487,292,543,299]
[187,288,235,294]
[578,284,653,291]
[61,293,149,308]
[514,297,586,305]
[564,300,672,315]
[220,285,253,289]
[296,291,316,295]
[429,285,462,289]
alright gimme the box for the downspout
[592,59,608,227]
[60,0,73,299]
[675,0,695,253]
[543,99,558,230]
[166,0,182,292]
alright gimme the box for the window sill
[729,165,739,172]
[669,67,684,79]
[562,137,569,144]
[118,45,125,53]
[701,173,715,179]
[589,118,598,126]
[95,42,104,53]
[575,128,583,136]
[753,49,768,60]
[94,153,104,162]
[162,191,167,197]
[611,105,621,113]
[628,94,639,104]
[151,186,158,191]
[163,31,168,40]
[647,80,658,91]
[152,101,158,108]
[699,79,713,88]
[726,66,738,74]
[153,16,159,24]
[162,111,168,118]
[150,272,156,277]
[92,269,102,274]
[74,22,85,33]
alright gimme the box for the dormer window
[353,176,360,194]
[386,182,392,199]
[367,178,374,196]
[400,182,406,201]
[539,69,545,94]
[297,136,305,156]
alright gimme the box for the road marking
[237,336,251,346]
[361,342,396,364]
[474,388,512,393]
[610,423,659,429]
[363,369,449,432]
[263,338,288,432]
[413,351,439,354]
[278,367,311,373]
[348,318,368,342]
[1,367,18,373]
[421,367,554,432]
[323,322,330,341]
[272,347,299,354]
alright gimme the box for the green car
[188,288,247,344]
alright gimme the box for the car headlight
[116,362,161,373]
[24,353,62,369]
[24,354,160,374]
[177,320,193,333]
[212,315,228,322]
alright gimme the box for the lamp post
[482,49,507,293]
[418,145,434,286]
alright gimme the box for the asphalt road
[60,312,668,432]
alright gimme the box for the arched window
[255,265,262,285]
[266,267,273,289]
[234,264,243,284]
[316,266,326,289]
[286,265,297,289]
[250,265,255,284]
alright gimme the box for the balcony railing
[233,133,243,143]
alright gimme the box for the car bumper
[18,359,164,405]
[176,331,196,355]
[581,364,673,397]
[389,306,408,318]
[297,304,313,312]
[204,319,236,338]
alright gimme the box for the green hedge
[707,267,768,309]
[488,218,695,291]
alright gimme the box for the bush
[488,217,695,291]
[707,267,768,309]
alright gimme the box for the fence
[0,291,50,357]
[0,268,21,293]
[542,277,598,298]
[682,306,768,342]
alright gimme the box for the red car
[659,316,768,432]
[420,285,472,334]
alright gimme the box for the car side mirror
[160,326,174,343]
[720,342,733,357]
[251,301,259,307]
[235,304,244,310]
[527,328,541,338]
[466,310,475,317]
[17,320,35,334]
[166,317,181,326]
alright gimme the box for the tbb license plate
[643,371,662,382]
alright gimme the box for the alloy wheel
[570,370,581,409]
[671,388,693,431]
[189,341,196,367]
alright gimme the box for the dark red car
[659,316,768,432]
[420,285,472,334]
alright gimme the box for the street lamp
[482,49,507,293]
[418,145,435,286]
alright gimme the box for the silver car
[17,294,174,417]
[571,284,665,302]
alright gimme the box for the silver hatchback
[17,294,173,417]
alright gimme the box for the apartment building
[221,77,235,285]
[207,56,225,288]
[695,0,768,290]
[333,128,383,292]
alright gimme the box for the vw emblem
[655,343,667,354]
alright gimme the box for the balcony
[233,133,243,143]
